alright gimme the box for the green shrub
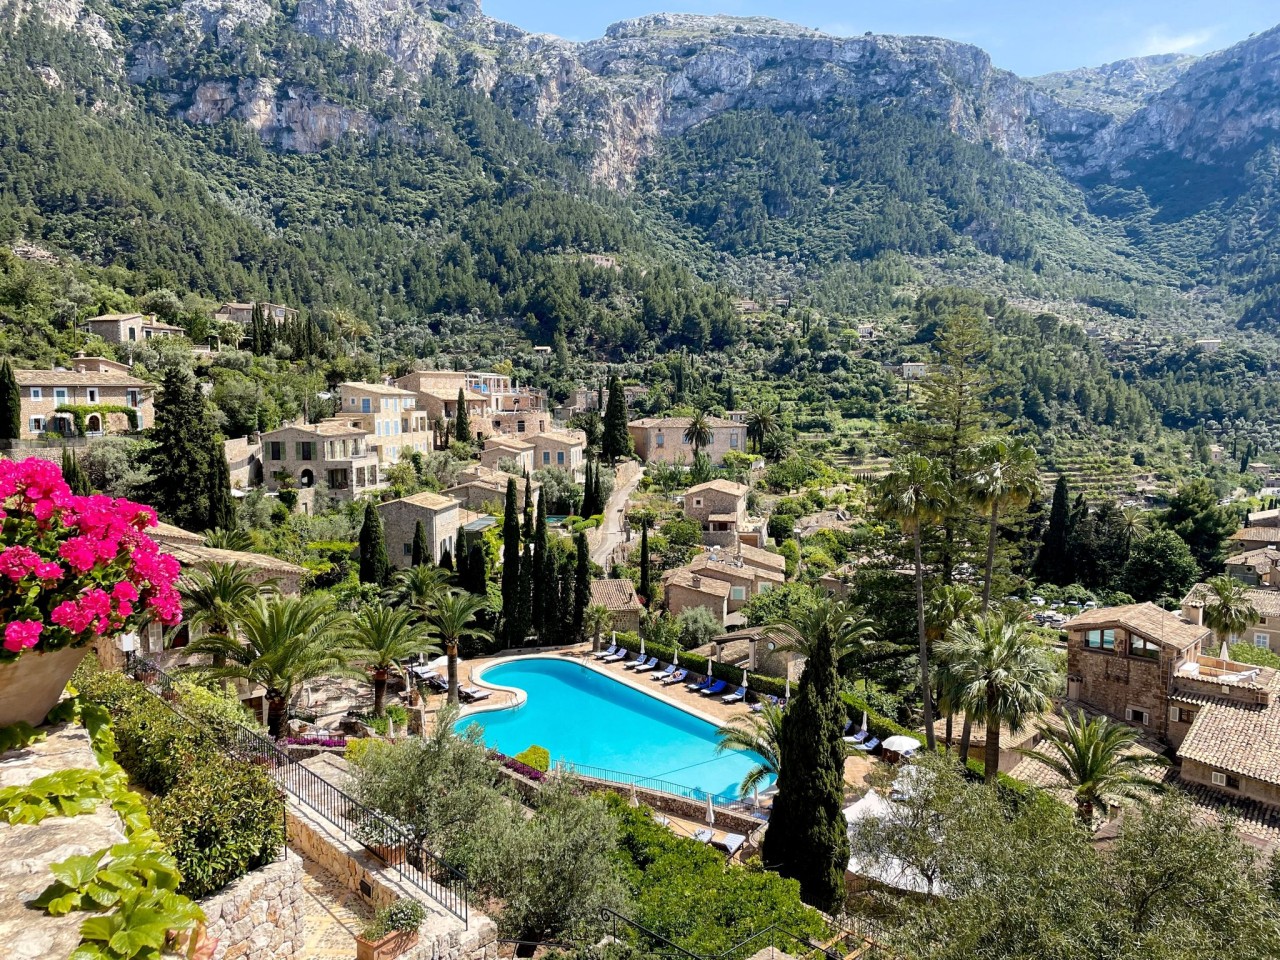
[514,745,550,773]
[72,657,150,715]
[840,691,916,742]
[363,898,428,939]
[149,761,285,898]
[113,705,216,795]
[385,704,409,728]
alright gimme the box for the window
[1084,628,1116,651]
[517,420,526,433]
[126,389,140,407]
[1210,771,1240,789]
[54,388,68,403]
[87,388,98,403]
[296,442,314,461]
[128,328,136,341]
[29,388,41,400]
[730,585,746,601]
[269,441,283,461]
[557,451,565,465]
[656,433,665,448]
[1124,708,1149,726]
[543,452,551,465]
[730,433,739,449]
[1256,633,1270,648]
[403,543,412,556]
[1169,705,1193,723]
[1128,634,1160,660]
[361,398,371,414]
[30,416,45,433]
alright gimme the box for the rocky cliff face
[13,0,1280,193]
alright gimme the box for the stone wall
[200,852,305,960]
[286,801,497,960]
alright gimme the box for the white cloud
[1136,27,1215,56]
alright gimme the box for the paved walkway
[592,462,644,566]
[296,854,373,960]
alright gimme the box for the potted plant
[355,815,409,866]
[0,458,183,725]
[356,898,426,960]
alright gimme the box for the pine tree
[759,604,850,911]
[0,359,20,441]
[532,494,550,638]
[638,523,652,604]
[602,375,630,464]
[574,531,590,642]
[358,500,390,585]
[61,448,92,495]
[454,389,470,443]
[1034,476,1073,586]
[206,438,236,532]
[143,369,213,531]
[501,477,522,643]
[411,520,429,566]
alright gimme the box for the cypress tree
[574,531,590,642]
[517,543,535,644]
[557,555,575,646]
[467,543,487,595]
[759,606,850,911]
[61,448,92,496]
[594,463,606,514]
[143,369,213,531]
[522,477,534,540]
[207,438,236,532]
[358,500,390,585]
[501,477,522,643]
[580,461,595,517]
[1034,476,1072,586]
[638,524,652,604]
[532,494,549,637]
[0,359,20,441]
[411,520,429,566]
[440,547,453,571]
[602,375,630,464]
[455,530,470,582]
[454,389,470,443]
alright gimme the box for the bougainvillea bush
[0,458,182,660]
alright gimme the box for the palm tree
[178,562,276,686]
[429,590,492,704]
[388,564,453,617]
[584,603,612,654]
[967,437,1039,610]
[877,454,951,750]
[202,528,256,552]
[185,594,354,738]
[1017,710,1167,823]
[1200,574,1258,649]
[715,702,784,797]
[348,602,441,716]
[683,410,712,457]
[1120,505,1148,556]
[767,597,877,676]
[746,402,780,454]
[937,613,1056,781]
[926,585,980,748]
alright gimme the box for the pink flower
[33,561,63,582]
[58,536,99,573]
[3,620,42,653]
[112,581,139,603]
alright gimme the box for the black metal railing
[125,654,469,926]
[599,908,892,960]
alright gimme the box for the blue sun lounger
[700,679,727,697]
[854,736,880,752]
[686,675,713,692]
[651,663,676,681]
[634,658,662,675]
[603,647,628,663]
[720,686,746,704]
[624,652,648,668]
[593,644,618,660]
[660,668,688,685]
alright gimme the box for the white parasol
[882,735,922,754]
[705,793,716,826]
[785,677,791,700]
[860,710,868,733]
[640,636,646,656]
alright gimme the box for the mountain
[4,0,1280,336]
[1029,54,1196,120]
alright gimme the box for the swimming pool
[455,657,772,802]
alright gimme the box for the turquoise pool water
[455,657,772,801]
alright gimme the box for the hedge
[839,690,917,742]
[631,639,790,700]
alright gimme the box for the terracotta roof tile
[1176,672,1280,786]
[1184,581,1280,618]
[590,579,643,611]
[1064,602,1209,650]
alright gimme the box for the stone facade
[260,419,383,503]
[223,435,262,489]
[200,852,306,960]
[83,312,185,344]
[628,417,747,466]
[378,491,462,568]
[338,382,433,465]
[663,569,730,623]
[13,356,154,440]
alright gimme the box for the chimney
[691,575,702,589]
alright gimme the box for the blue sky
[482,1,1278,76]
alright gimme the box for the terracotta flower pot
[370,843,406,866]
[355,930,418,960]
[0,646,89,726]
